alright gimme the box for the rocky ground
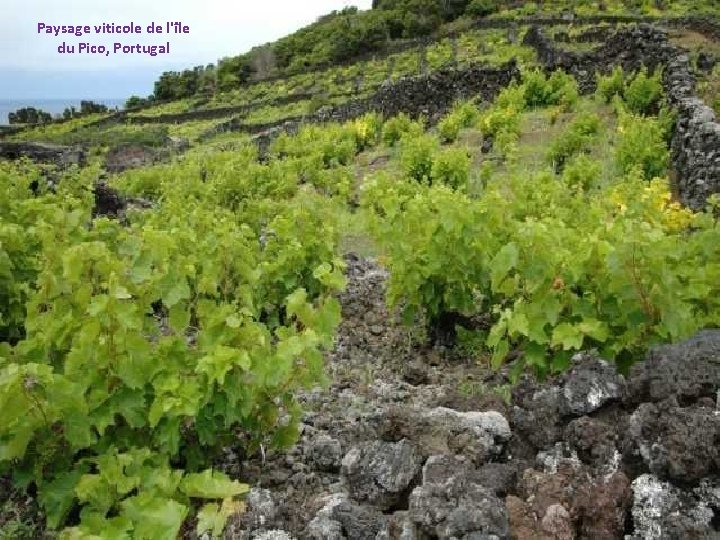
[217,254,720,540]
[1,250,717,539]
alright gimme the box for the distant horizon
[0,65,211,101]
[0,97,127,125]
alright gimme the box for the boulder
[561,355,625,415]
[564,416,619,470]
[627,474,718,539]
[697,51,717,73]
[408,455,510,539]
[382,406,511,465]
[626,330,720,404]
[306,493,387,540]
[508,456,630,540]
[306,434,343,473]
[341,439,422,510]
[625,401,720,484]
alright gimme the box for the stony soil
[3,20,720,537]
[209,255,720,540]
[1,204,718,540]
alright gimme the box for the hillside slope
[1,4,720,539]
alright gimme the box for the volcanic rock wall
[664,52,720,210]
[124,93,318,125]
[523,24,676,93]
[0,141,85,168]
[525,23,720,210]
[201,60,520,151]
[320,61,520,123]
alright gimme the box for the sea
[0,98,126,126]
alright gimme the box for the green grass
[7,113,107,142]
[480,97,617,191]
[127,98,198,117]
[167,119,221,142]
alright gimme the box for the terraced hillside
[2,2,720,539]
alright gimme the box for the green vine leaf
[180,469,250,499]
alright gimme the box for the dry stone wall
[209,22,720,205]
[124,93,318,125]
[4,18,720,209]
[526,23,720,210]
[103,137,188,173]
[201,61,520,154]
[665,54,720,210]
[523,24,677,93]
[319,60,520,123]
[0,141,85,168]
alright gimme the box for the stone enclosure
[205,21,720,207]
[0,141,85,168]
[6,18,718,207]
[522,23,720,210]
[2,17,720,539]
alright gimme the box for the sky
[0,0,373,100]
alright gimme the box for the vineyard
[2,2,720,539]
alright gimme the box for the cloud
[0,0,373,71]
